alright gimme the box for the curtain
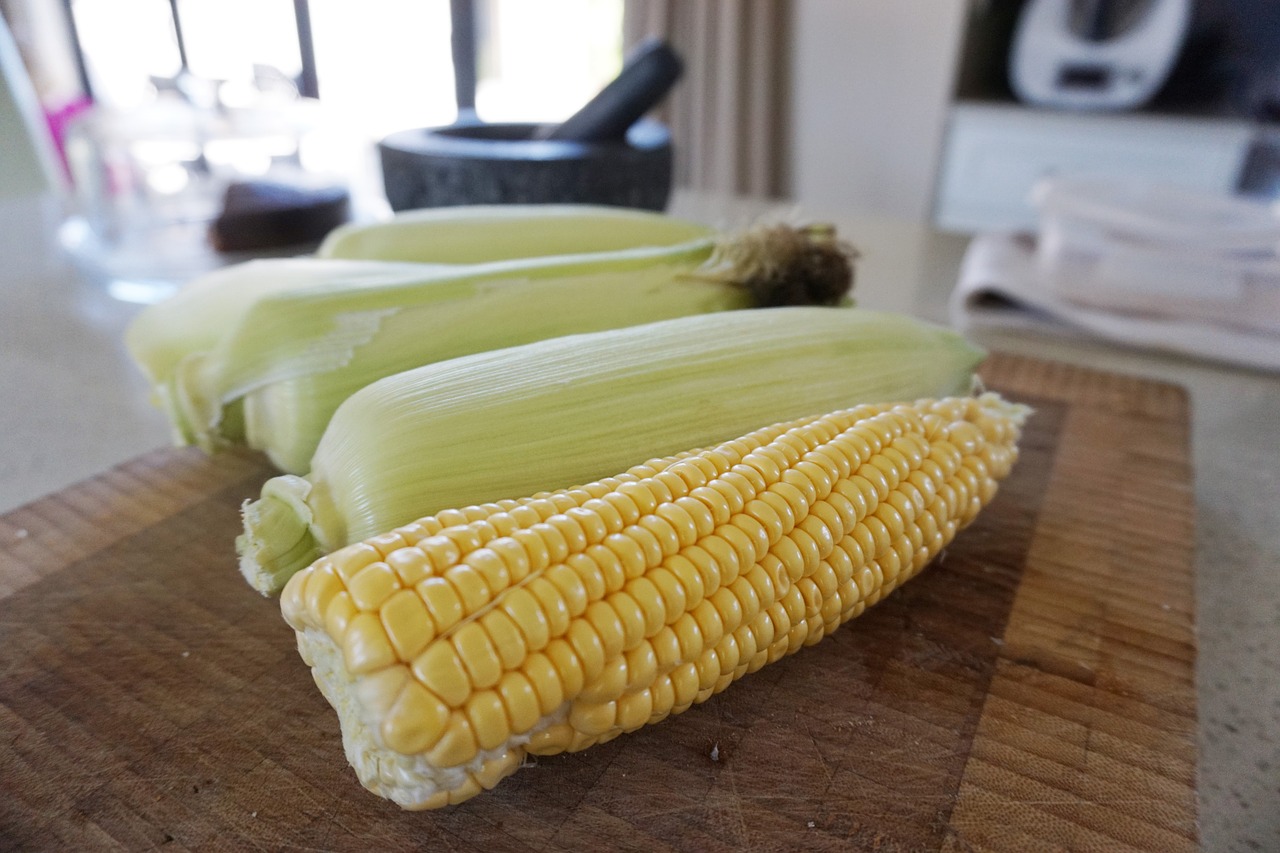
[623,0,790,199]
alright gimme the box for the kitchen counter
[2,190,1277,851]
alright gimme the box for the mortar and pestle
[378,39,683,212]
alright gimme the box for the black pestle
[536,38,683,143]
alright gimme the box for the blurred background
[1,0,625,182]
[9,0,1277,351]
[7,0,1279,232]
[4,2,1280,429]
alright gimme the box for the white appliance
[1009,0,1192,111]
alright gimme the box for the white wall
[787,0,968,221]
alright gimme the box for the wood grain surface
[0,353,1197,852]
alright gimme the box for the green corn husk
[124,258,446,441]
[160,223,856,473]
[133,204,711,380]
[125,205,715,446]
[316,203,716,263]
[236,306,984,595]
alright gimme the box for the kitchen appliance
[1009,0,1192,110]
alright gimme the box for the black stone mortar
[378,118,673,212]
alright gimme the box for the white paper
[950,233,1280,373]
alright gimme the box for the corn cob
[124,258,446,443]
[316,203,716,263]
[238,307,984,595]
[133,220,853,471]
[281,392,1029,809]
[128,205,712,405]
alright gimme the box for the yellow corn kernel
[497,671,541,734]
[442,565,490,615]
[616,689,655,731]
[426,713,479,768]
[463,548,512,595]
[410,641,471,708]
[452,623,502,690]
[523,652,566,715]
[345,562,399,612]
[382,679,450,754]
[343,613,397,675]
[354,663,410,717]
[466,690,512,751]
[578,654,629,703]
[386,547,434,587]
[415,576,464,631]
[478,609,527,671]
[379,589,435,661]
[545,563,591,616]
[544,639,587,699]
[607,591,648,652]
[585,599,627,659]
[650,622,691,666]
[323,590,357,639]
[568,699,617,737]
[503,586,551,652]
[473,749,523,791]
[281,393,1028,811]
[528,578,572,639]
[327,542,381,582]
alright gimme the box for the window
[50,0,624,206]
[66,0,302,108]
[473,0,623,123]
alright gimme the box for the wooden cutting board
[0,353,1196,852]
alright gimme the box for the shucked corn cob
[238,307,984,595]
[129,211,853,472]
[281,392,1029,809]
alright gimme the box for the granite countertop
[2,191,1277,851]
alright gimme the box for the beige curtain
[623,0,790,198]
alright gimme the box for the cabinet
[786,1,1271,233]
[933,101,1254,232]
